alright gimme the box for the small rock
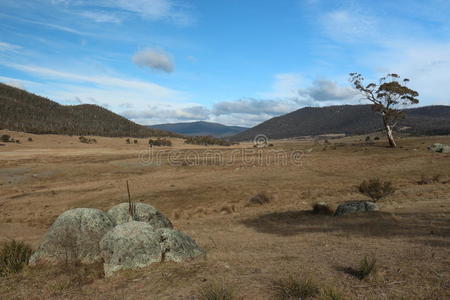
[334,201,379,216]
[428,143,450,153]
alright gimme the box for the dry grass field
[0,129,449,299]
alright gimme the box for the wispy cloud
[75,11,123,23]
[132,48,175,73]
[0,41,22,52]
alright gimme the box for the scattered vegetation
[149,138,172,147]
[79,136,97,144]
[248,193,271,205]
[185,136,233,146]
[198,283,234,300]
[358,178,395,202]
[0,240,33,276]
[272,276,319,299]
[28,137,33,142]
[320,288,345,300]
[126,138,131,144]
[134,139,138,144]
[350,256,378,280]
[418,174,441,185]
[312,202,334,215]
[374,136,380,140]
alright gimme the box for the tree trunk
[384,122,396,148]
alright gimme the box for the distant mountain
[232,104,450,141]
[0,83,177,137]
[149,121,248,138]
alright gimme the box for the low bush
[248,193,271,205]
[28,137,33,142]
[353,256,377,280]
[0,134,12,142]
[358,178,395,202]
[198,283,234,300]
[134,139,138,144]
[272,276,319,299]
[149,138,172,147]
[0,240,33,276]
[312,202,333,215]
[79,136,96,144]
[126,138,131,144]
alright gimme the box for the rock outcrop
[29,208,114,265]
[334,201,379,216]
[428,143,450,153]
[107,202,173,228]
[100,221,205,276]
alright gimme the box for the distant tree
[349,73,419,148]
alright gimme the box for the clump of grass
[312,202,334,215]
[0,240,33,276]
[272,276,319,299]
[79,136,96,144]
[248,193,271,205]
[352,256,377,280]
[198,283,234,300]
[320,287,345,300]
[358,178,395,202]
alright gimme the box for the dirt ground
[0,129,449,299]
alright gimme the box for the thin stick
[126,180,135,219]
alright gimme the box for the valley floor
[0,130,449,299]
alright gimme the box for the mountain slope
[0,83,176,137]
[149,121,248,137]
[232,104,450,141]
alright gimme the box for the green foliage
[358,178,395,201]
[184,136,233,146]
[0,240,33,276]
[198,283,234,300]
[272,276,319,299]
[149,138,172,147]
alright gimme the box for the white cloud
[299,79,356,101]
[133,48,174,73]
[123,105,210,124]
[264,73,304,98]
[212,98,295,116]
[76,11,122,23]
[0,41,21,52]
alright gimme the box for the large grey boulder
[107,202,172,228]
[334,201,379,216]
[100,221,205,277]
[428,143,450,153]
[29,208,114,265]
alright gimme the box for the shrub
[418,174,441,185]
[198,283,234,300]
[15,139,20,144]
[0,134,11,142]
[374,136,380,141]
[149,138,172,147]
[272,276,319,299]
[358,178,395,202]
[312,202,333,215]
[248,193,271,205]
[184,136,233,146]
[365,136,371,142]
[0,240,33,276]
[134,139,138,144]
[126,138,131,144]
[28,137,33,142]
[79,136,96,144]
[353,256,377,280]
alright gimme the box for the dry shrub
[28,137,33,142]
[149,138,172,147]
[418,174,441,185]
[312,202,334,215]
[0,134,12,142]
[79,136,96,144]
[272,276,319,299]
[248,193,271,205]
[198,282,234,300]
[358,178,395,202]
[320,288,345,300]
[0,240,33,276]
[349,256,377,280]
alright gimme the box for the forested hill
[232,104,450,141]
[0,83,177,137]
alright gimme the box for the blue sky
[1,0,449,127]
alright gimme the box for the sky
[1,0,450,127]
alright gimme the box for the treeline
[184,136,234,146]
[0,83,178,138]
